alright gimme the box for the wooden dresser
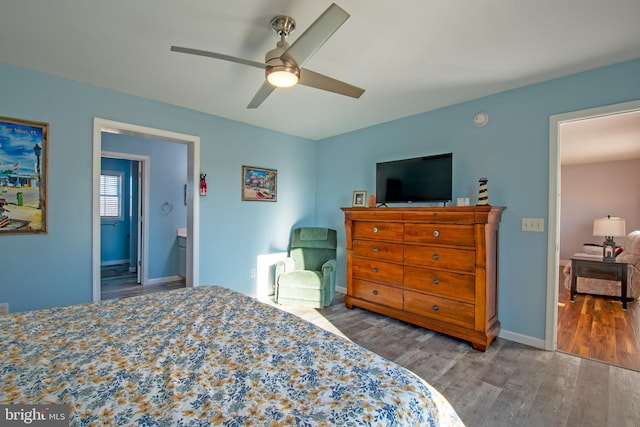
[341,206,505,351]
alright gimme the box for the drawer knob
[432,304,440,311]
[433,212,438,216]
[372,267,379,273]
[373,290,379,296]
[372,247,379,252]
[433,278,440,285]
[432,253,440,260]
[433,230,440,237]
[373,227,378,233]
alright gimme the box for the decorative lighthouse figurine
[477,178,489,206]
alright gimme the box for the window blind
[100,173,122,218]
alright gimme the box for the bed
[1,286,464,426]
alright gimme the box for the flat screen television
[376,153,452,205]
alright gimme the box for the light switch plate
[522,218,544,232]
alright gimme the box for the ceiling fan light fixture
[266,65,300,88]
[172,4,362,108]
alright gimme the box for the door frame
[92,118,200,302]
[101,151,150,285]
[545,99,640,350]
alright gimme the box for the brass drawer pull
[372,267,379,273]
[432,304,440,311]
[373,290,379,296]
[372,247,379,252]
[433,278,440,285]
[373,227,378,233]
[433,230,440,237]
[432,253,440,260]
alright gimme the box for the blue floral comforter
[1,286,464,426]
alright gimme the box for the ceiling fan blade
[247,81,277,109]
[281,3,349,68]
[170,46,265,69]
[299,68,365,99]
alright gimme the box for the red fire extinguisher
[200,173,207,196]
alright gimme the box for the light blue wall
[2,57,639,343]
[316,58,640,341]
[103,133,187,280]
[100,157,132,264]
[0,63,315,312]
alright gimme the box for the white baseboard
[499,329,546,350]
[336,285,346,294]
[146,275,183,285]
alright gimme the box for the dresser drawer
[353,221,403,242]
[574,260,623,281]
[404,245,475,272]
[352,279,403,310]
[353,240,403,262]
[402,210,475,224]
[352,257,403,285]
[404,266,475,302]
[404,290,475,329]
[404,223,475,247]
[346,209,403,221]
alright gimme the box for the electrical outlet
[0,303,8,315]
[250,268,256,278]
[522,218,544,232]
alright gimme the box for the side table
[570,255,629,309]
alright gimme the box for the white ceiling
[1,1,639,141]
[561,110,640,165]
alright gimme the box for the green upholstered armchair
[275,227,337,308]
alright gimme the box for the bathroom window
[100,171,123,220]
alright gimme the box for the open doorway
[546,101,640,366]
[92,118,200,302]
[99,153,148,297]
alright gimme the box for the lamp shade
[593,216,626,237]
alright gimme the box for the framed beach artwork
[0,116,48,234]
[242,165,277,202]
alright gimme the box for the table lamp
[593,215,626,262]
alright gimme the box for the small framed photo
[352,190,367,207]
[242,165,277,202]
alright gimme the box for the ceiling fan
[170,3,365,108]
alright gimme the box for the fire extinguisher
[200,173,207,196]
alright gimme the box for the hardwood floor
[262,293,640,427]
[557,267,640,372]
[101,263,185,300]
